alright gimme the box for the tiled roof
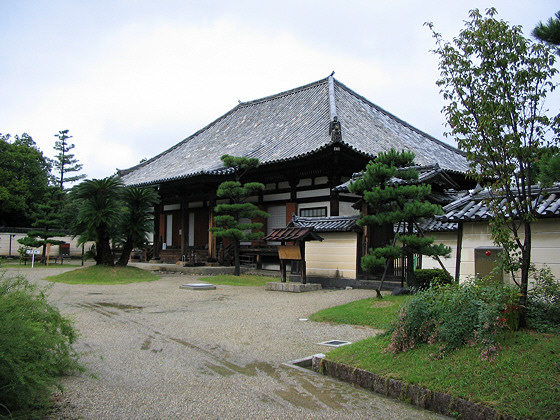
[440,185,560,222]
[334,164,461,193]
[119,76,469,187]
[290,215,360,232]
[418,219,458,233]
[262,227,323,242]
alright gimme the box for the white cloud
[7,19,393,178]
[2,0,559,181]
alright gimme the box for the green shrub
[0,272,82,417]
[527,266,560,334]
[414,268,453,290]
[387,277,518,359]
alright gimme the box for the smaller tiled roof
[290,215,360,232]
[440,185,560,222]
[418,219,458,233]
[263,227,323,242]
[334,164,461,193]
[392,219,458,234]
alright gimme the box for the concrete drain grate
[283,353,325,372]
[317,340,352,347]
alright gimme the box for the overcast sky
[2,1,559,181]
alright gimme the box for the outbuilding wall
[0,232,89,258]
[304,231,358,279]
[420,231,458,274]
[424,218,560,283]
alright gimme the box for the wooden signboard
[278,245,301,260]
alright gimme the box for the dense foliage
[533,10,560,48]
[0,134,51,227]
[387,278,519,360]
[348,149,450,289]
[0,272,82,417]
[17,186,67,260]
[413,268,453,290]
[428,8,559,327]
[70,176,160,266]
[209,155,268,276]
[526,266,560,333]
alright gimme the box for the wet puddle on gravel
[198,356,364,411]
[164,335,357,411]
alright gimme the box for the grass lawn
[198,274,280,286]
[45,265,159,284]
[310,294,410,330]
[1,261,83,269]
[313,296,560,419]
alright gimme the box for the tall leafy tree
[116,187,160,266]
[349,149,450,290]
[0,133,51,227]
[209,155,269,276]
[70,176,123,266]
[427,8,559,326]
[52,130,86,190]
[17,186,66,261]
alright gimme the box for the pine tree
[533,11,560,48]
[349,149,450,289]
[209,155,269,276]
[17,186,67,262]
[53,130,86,190]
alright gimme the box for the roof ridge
[328,75,338,121]
[118,76,334,178]
[238,76,330,108]
[332,79,466,158]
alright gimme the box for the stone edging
[312,356,516,420]
[265,282,322,292]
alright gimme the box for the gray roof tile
[119,77,468,186]
[290,215,360,232]
[440,185,560,222]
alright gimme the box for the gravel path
[6,266,449,419]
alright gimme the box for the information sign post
[25,249,40,268]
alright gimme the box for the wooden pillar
[300,241,307,284]
[286,202,297,224]
[208,196,217,259]
[180,199,187,258]
[330,189,340,216]
[329,154,341,216]
[280,260,287,282]
[153,203,162,260]
[455,222,463,282]
[252,205,268,245]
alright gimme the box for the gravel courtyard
[8,266,449,419]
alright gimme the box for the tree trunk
[116,239,134,267]
[406,222,417,289]
[518,221,532,329]
[97,224,114,266]
[233,240,240,276]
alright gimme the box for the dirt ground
[5,266,449,419]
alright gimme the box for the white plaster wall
[424,218,560,282]
[305,231,358,279]
[420,231,458,274]
[0,233,93,258]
